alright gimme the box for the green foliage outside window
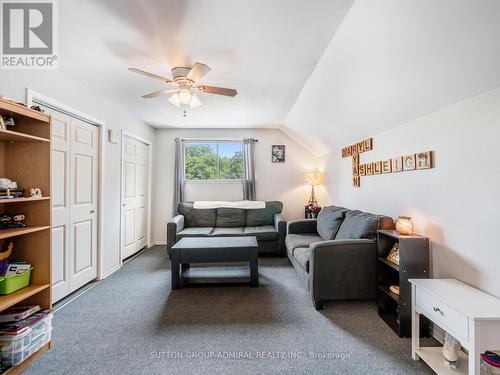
[184,143,243,180]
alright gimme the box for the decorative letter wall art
[342,139,433,187]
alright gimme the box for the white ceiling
[284,0,500,155]
[56,0,353,128]
[54,0,500,151]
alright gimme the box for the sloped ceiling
[53,0,353,128]
[284,0,500,156]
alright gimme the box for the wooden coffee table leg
[171,252,181,290]
[249,254,258,287]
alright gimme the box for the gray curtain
[173,138,185,215]
[243,138,257,200]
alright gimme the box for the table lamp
[304,172,324,206]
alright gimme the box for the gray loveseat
[286,205,394,310]
[167,201,286,256]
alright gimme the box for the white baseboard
[101,264,121,279]
[154,240,167,245]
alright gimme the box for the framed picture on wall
[272,145,285,163]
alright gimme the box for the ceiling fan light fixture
[189,93,203,109]
[168,93,181,108]
[129,63,237,112]
[178,89,192,105]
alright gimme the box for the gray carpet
[24,246,434,375]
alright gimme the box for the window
[184,142,244,181]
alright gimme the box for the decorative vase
[442,332,460,366]
[396,216,414,235]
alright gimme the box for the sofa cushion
[285,233,322,254]
[317,205,347,240]
[178,202,216,227]
[244,226,278,241]
[294,247,311,272]
[335,210,380,240]
[177,227,214,238]
[216,208,246,227]
[246,201,283,226]
[210,227,245,237]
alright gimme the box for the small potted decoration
[396,216,414,235]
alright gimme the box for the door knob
[89,210,95,214]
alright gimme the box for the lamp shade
[304,172,324,186]
[178,89,192,104]
[168,93,181,108]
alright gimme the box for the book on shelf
[0,305,40,323]
[0,309,50,336]
[4,261,32,276]
[0,188,24,198]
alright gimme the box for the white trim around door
[26,89,107,282]
[120,131,153,264]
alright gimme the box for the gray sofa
[167,201,286,256]
[286,205,394,310]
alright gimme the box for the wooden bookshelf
[0,129,49,143]
[0,197,50,204]
[0,226,50,240]
[0,97,52,374]
[0,284,50,311]
[0,99,50,124]
[377,229,429,338]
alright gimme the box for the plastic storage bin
[0,328,31,353]
[29,313,52,342]
[0,311,52,367]
[29,327,51,355]
[0,268,33,295]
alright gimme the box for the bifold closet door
[69,118,98,291]
[51,111,72,302]
[121,136,149,260]
[47,107,99,303]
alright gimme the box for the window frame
[183,140,245,183]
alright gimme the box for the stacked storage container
[0,311,52,367]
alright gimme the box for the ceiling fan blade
[128,68,173,83]
[197,85,237,97]
[186,63,211,83]
[142,88,178,99]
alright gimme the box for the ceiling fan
[128,63,237,110]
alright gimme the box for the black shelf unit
[377,229,429,338]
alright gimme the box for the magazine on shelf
[4,262,32,276]
[0,309,50,335]
[0,305,40,323]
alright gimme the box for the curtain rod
[180,138,258,142]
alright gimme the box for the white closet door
[121,136,149,260]
[47,106,99,303]
[69,119,98,290]
[51,112,72,302]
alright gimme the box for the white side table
[410,279,500,374]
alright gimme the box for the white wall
[324,87,500,299]
[153,128,324,244]
[0,69,155,278]
[283,0,500,156]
